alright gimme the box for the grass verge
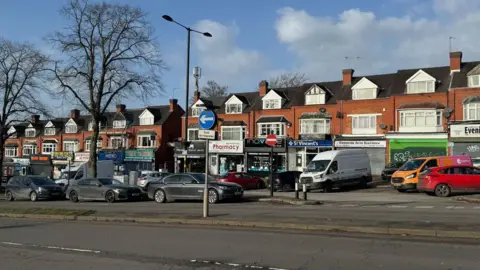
[0,207,96,216]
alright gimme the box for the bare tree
[0,38,50,174]
[190,80,228,104]
[269,72,308,88]
[48,0,165,177]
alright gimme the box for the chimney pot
[31,114,40,124]
[116,104,126,112]
[169,99,178,111]
[450,51,462,72]
[342,69,354,86]
[70,109,80,119]
[259,80,268,96]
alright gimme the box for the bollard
[295,182,299,199]
[303,184,307,201]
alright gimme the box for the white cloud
[275,2,480,81]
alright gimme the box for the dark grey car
[66,178,143,203]
[147,173,243,204]
[5,175,63,201]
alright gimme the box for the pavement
[1,218,480,270]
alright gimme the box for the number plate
[234,191,242,195]
[131,193,139,196]
[393,183,402,187]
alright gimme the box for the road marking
[339,204,358,207]
[388,205,408,208]
[191,259,289,270]
[1,241,100,254]
[1,242,22,246]
[453,206,465,209]
[361,205,378,208]
[473,206,480,209]
[414,206,434,209]
[445,206,455,209]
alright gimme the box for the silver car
[137,171,171,190]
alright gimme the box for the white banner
[334,140,386,148]
[209,140,243,153]
[74,152,90,162]
[450,124,480,138]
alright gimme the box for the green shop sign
[389,139,447,163]
[124,149,154,162]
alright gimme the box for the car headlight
[314,174,323,179]
[218,186,228,190]
[405,173,417,179]
[113,189,124,193]
[38,187,45,192]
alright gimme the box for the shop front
[387,134,448,164]
[98,150,125,177]
[287,138,333,171]
[208,140,244,175]
[29,154,53,178]
[12,158,30,175]
[74,152,90,163]
[124,149,155,172]
[51,152,74,179]
[334,136,387,177]
[449,122,480,165]
[244,137,287,177]
[173,142,206,173]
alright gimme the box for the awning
[137,130,157,135]
[5,143,18,147]
[397,102,445,110]
[256,116,290,123]
[43,139,57,144]
[222,121,246,126]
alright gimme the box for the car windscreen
[398,159,426,171]
[98,178,123,185]
[386,162,403,169]
[30,177,55,186]
[305,160,330,172]
[191,174,217,183]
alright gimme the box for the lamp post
[162,15,212,173]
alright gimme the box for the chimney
[193,91,201,103]
[342,69,354,86]
[259,80,268,96]
[31,114,40,124]
[169,99,178,111]
[450,51,462,72]
[116,104,126,113]
[70,109,80,119]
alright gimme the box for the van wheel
[323,181,333,193]
[434,184,451,197]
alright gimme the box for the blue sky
[2,0,480,116]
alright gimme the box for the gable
[467,64,480,76]
[352,77,378,90]
[193,99,204,107]
[45,121,54,128]
[306,84,326,95]
[262,90,283,100]
[406,69,436,83]
[65,118,77,126]
[27,123,34,128]
[139,109,154,118]
[7,126,16,134]
[225,95,243,104]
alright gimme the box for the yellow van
[390,155,472,192]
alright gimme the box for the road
[1,218,480,270]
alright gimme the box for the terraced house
[4,100,183,179]
[179,51,480,178]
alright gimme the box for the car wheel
[5,190,14,201]
[397,189,407,193]
[154,189,166,203]
[70,190,79,203]
[282,184,292,192]
[208,189,219,204]
[105,191,116,203]
[29,191,38,202]
[434,184,451,197]
[256,181,263,189]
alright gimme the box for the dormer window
[192,107,204,117]
[44,128,56,136]
[226,104,242,114]
[262,90,284,109]
[113,120,126,129]
[468,75,480,87]
[65,119,77,133]
[191,100,205,117]
[351,77,378,100]
[25,128,36,137]
[305,85,325,105]
[7,127,16,138]
[406,70,435,94]
[139,109,154,125]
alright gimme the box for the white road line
[228,263,241,266]
[453,206,465,209]
[1,242,23,246]
[361,205,378,208]
[473,206,480,209]
[388,205,408,208]
[1,241,100,254]
[445,206,455,209]
[269,268,289,270]
[339,204,358,207]
[414,206,434,209]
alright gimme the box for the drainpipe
[340,100,343,135]
[447,73,454,155]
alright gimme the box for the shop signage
[98,151,124,162]
[125,149,154,162]
[288,140,332,147]
[209,140,243,153]
[174,142,206,156]
[51,151,74,161]
[450,124,480,137]
[334,140,386,148]
[74,152,90,162]
[245,138,285,148]
[198,129,216,140]
[30,154,51,163]
[12,158,30,166]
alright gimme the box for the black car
[147,173,243,204]
[66,178,143,203]
[381,162,404,181]
[5,175,64,201]
[273,171,302,191]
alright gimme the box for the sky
[2,0,480,116]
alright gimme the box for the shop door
[389,139,448,163]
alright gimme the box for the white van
[299,149,372,192]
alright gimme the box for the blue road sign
[198,110,216,130]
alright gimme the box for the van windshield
[398,159,426,171]
[305,160,330,172]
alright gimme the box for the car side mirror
[97,183,102,187]
[303,168,307,172]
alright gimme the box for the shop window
[463,102,480,121]
[257,123,285,137]
[137,135,156,147]
[23,145,37,156]
[221,126,245,140]
[63,141,78,152]
[247,154,286,173]
[351,115,376,135]
[85,140,102,151]
[42,143,57,154]
[300,119,330,134]
[188,129,200,141]
[5,147,17,157]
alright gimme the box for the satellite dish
[445,107,453,113]
[444,112,451,118]
[379,123,387,129]
[319,108,327,113]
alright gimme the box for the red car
[216,172,264,189]
[417,165,480,197]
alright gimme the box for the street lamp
[162,15,212,164]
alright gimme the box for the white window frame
[110,136,126,148]
[139,116,154,126]
[44,127,56,136]
[399,110,442,128]
[351,115,377,135]
[226,103,243,114]
[65,124,77,134]
[468,75,480,87]
[305,86,325,105]
[352,88,377,100]
[137,135,156,147]
[406,81,435,94]
[85,140,102,152]
[191,107,204,117]
[23,145,37,156]
[263,99,281,109]
[5,147,17,157]
[188,128,200,141]
[464,102,480,120]
[257,122,285,137]
[42,143,57,154]
[113,120,126,129]
[300,119,331,134]
[25,128,36,137]
[221,126,245,140]
[63,141,79,152]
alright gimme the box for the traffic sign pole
[198,110,217,218]
[203,138,209,218]
[265,134,277,197]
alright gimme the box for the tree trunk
[0,140,5,190]
[88,117,100,178]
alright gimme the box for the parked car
[66,178,143,203]
[216,172,264,189]
[381,162,404,181]
[137,171,171,190]
[148,173,243,204]
[417,165,480,197]
[5,175,64,201]
[273,171,302,191]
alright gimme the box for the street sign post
[198,109,217,218]
[266,134,277,196]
